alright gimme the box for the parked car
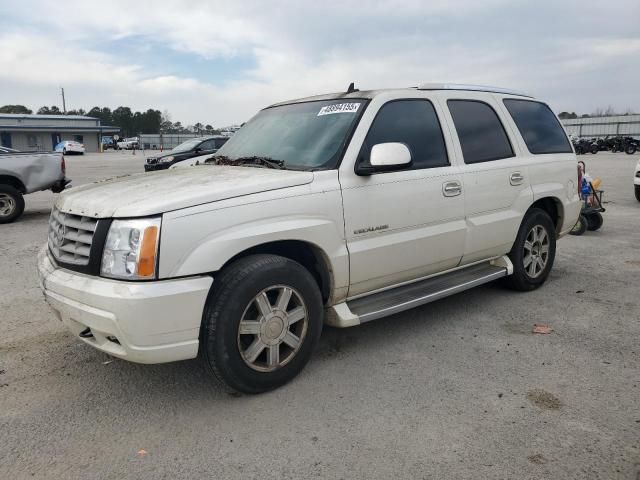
[0,148,69,223]
[54,140,85,155]
[634,159,640,202]
[116,137,139,150]
[144,136,229,171]
[37,83,581,393]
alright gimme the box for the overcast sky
[1,0,639,126]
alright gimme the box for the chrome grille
[48,207,98,266]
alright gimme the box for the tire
[590,145,598,154]
[635,185,640,202]
[503,208,556,291]
[62,148,66,155]
[585,211,603,231]
[200,254,323,394]
[569,214,588,236]
[0,184,25,224]
[625,144,637,155]
[575,146,583,155]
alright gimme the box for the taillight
[61,155,66,175]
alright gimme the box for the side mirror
[356,142,411,176]
[194,147,202,153]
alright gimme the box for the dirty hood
[56,166,314,218]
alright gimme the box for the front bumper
[37,246,213,364]
[144,162,171,172]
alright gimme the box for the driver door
[340,98,466,297]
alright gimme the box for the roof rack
[416,83,532,97]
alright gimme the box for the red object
[532,324,552,334]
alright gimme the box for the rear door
[340,95,466,296]
[440,93,533,264]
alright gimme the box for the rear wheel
[0,184,25,224]
[585,211,603,231]
[590,145,598,154]
[200,254,323,394]
[625,144,637,155]
[570,214,588,236]
[503,208,556,291]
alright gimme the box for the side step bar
[326,256,512,327]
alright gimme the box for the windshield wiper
[203,155,285,169]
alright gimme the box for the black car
[144,136,229,171]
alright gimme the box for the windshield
[171,138,202,153]
[215,99,366,170]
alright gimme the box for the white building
[0,114,120,152]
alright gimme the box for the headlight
[101,217,161,280]
[159,156,174,163]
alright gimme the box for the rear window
[503,99,572,154]
[447,100,514,164]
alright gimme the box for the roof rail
[416,83,532,97]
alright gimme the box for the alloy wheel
[0,193,16,217]
[523,225,550,278]
[237,285,308,372]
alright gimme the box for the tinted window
[199,140,215,150]
[214,138,228,148]
[362,100,448,170]
[448,100,514,163]
[503,99,572,154]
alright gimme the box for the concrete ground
[1,151,639,479]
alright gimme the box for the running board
[326,257,512,327]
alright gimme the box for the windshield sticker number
[317,103,360,116]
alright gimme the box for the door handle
[442,181,462,197]
[510,172,524,185]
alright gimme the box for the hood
[56,166,314,218]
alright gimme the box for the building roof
[0,113,98,121]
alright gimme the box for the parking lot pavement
[1,152,639,479]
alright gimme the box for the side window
[503,99,572,154]
[215,138,228,149]
[447,100,514,164]
[199,140,215,150]
[361,99,449,170]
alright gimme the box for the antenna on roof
[346,82,359,94]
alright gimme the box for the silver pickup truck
[0,146,69,223]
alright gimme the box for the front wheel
[625,144,637,155]
[503,208,556,291]
[0,184,25,224]
[200,254,323,394]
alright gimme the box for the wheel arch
[529,196,564,236]
[0,175,26,194]
[218,240,334,304]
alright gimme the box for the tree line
[0,104,220,137]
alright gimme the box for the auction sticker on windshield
[317,103,360,116]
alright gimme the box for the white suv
[38,83,581,393]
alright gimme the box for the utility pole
[61,87,67,114]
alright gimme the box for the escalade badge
[353,224,389,235]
